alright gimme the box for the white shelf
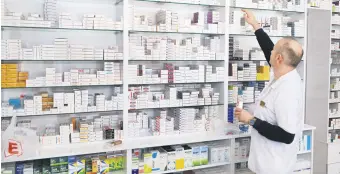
[1,109,123,118]
[303,124,316,131]
[126,132,235,149]
[1,140,126,163]
[298,150,312,154]
[1,59,123,61]
[129,104,224,110]
[2,83,123,89]
[129,30,224,35]
[1,25,123,32]
[152,162,230,174]
[135,0,224,7]
[328,127,340,130]
[2,132,236,163]
[229,80,269,82]
[230,6,304,13]
[329,114,340,118]
[0,1,314,174]
[129,81,224,85]
[230,33,304,38]
[129,59,224,61]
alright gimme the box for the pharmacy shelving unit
[0,1,317,174]
[305,0,340,174]
[1,0,235,173]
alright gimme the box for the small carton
[199,144,209,165]
[143,152,152,173]
[182,145,193,168]
[188,144,201,166]
[161,146,176,170]
[157,148,168,172]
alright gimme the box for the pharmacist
[234,9,304,174]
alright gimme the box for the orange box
[18,77,28,81]
[18,72,28,77]
[17,82,26,87]
[1,64,7,69]
[2,69,7,74]
[257,66,264,73]
[47,98,53,102]
[42,98,49,102]
[6,64,18,69]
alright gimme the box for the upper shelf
[129,30,224,35]
[1,26,123,32]
[230,6,305,13]
[135,0,224,7]
[230,33,304,38]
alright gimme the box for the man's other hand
[242,9,261,31]
[234,107,254,124]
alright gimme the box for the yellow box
[1,64,7,69]
[257,74,264,81]
[5,78,18,83]
[17,82,26,87]
[6,83,17,88]
[2,69,7,74]
[175,159,184,170]
[47,97,53,102]
[2,83,7,88]
[6,64,18,69]
[6,69,18,74]
[91,158,100,173]
[42,98,49,102]
[6,73,18,78]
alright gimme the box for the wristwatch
[249,118,257,126]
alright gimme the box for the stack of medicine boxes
[1,64,28,88]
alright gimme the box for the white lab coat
[248,69,303,174]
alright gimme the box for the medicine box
[150,150,161,172]
[171,145,185,170]
[182,145,193,168]
[188,144,201,166]
[161,146,176,170]
[143,152,152,173]
[199,144,209,165]
[157,148,168,171]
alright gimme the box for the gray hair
[278,37,304,68]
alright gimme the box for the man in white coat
[234,10,304,174]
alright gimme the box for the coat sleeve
[255,28,275,66]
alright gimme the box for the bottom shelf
[154,162,230,174]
